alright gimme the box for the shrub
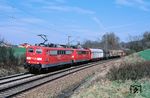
[0,47,25,68]
[107,61,150,81]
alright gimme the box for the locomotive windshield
[36,49,42,54]
[28,48,34,53]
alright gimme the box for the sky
[0,0,150,45]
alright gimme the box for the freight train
[24,44,125,73]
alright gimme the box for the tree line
[82,32,150,53]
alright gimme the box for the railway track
[0,74,35,86]
[0,73,28,81]
[0,59,118,98]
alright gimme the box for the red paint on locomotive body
[25,46,91,70]
[73,49,91,62]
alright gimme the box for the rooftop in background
[19,43,31,48]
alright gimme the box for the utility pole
[105,32,108,59]
[105,32,108,51]
[68,36,71,47]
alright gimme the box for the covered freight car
[108,50,126,58]
[89,48,104,60]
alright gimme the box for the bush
[0,47,25,68]
[107,61,150,81]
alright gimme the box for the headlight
[26,57,31,60]
[37,58,42,61]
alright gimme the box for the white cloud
[0,5,12,11]
[92,16,106,30]
[54,0,67,3]
[18,18,46,24]
[134,0,145,4]
[43,5,95,14]
[0,4,19,13]
[33,0,66,3]
[139,5,149,11]
[2,17,47,26]
[116,0,150,11]
[22,0,66,6]
[116,0,132,6]
[18,0,95,15]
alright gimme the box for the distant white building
[19,43,31,48]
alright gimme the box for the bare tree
[0,35,4,45]
[143,32,150,48]
[101,32,120,50]
[82,39,104,48]
[143,31,150,41]
[127,35,144,52]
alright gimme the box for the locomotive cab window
[36,49,42,54]
[28,48,34,53]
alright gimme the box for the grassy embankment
[0,47,27,77]
[71,49,150,98]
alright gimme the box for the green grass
[71,79,150,98]
[138,49,150,61]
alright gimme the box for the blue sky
[0,0,150,45]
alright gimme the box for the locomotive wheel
[28,67,42,74]
[37,67,43,74]
[29,67,36,74]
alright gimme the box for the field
[71,49,150,98]
[138,49,150,61]
[71,79,150,98]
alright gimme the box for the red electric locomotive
[24,45,91,72]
